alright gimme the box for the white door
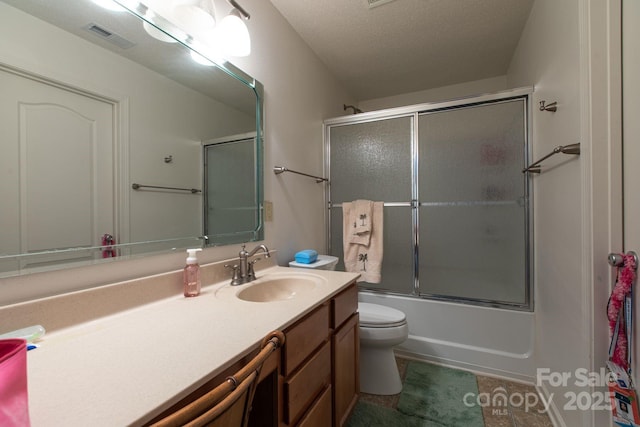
[622,0,640,381]
[0,68,115,270]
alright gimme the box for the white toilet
[358,302,408,395]
[289,254,409,395]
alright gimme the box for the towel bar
[131,183,201,193]
[273,166,328,183]
[522,143,580,174]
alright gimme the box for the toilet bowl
[287,254,408,395]
[358,302,408,395]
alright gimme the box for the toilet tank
[288,255,339,271]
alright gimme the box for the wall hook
[164,155,173,163]
[539,100,557,112]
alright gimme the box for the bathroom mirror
[0,0,263,278]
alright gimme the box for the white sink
[235,274,323,302]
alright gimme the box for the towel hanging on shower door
[342,201,383,283]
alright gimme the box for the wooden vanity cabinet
[281,281,359,427]
[145,281,359,427]
[282,303,331,425]
[331,283,359,427]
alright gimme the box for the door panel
[0,69,115,270]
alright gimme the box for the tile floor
[357,357,554,427]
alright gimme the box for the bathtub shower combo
[324,88,537,380]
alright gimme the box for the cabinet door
[332,314,359,427]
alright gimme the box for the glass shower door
[329,116,414,294]
[417,100,529,305]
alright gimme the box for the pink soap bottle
[183,248,202,297]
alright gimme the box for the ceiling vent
[367,0,397,8]
[83,23,135,49]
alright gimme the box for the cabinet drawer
[284,341,331,425]
[297,385,332,427]
[283,303,329,376]
[332,282,358,329]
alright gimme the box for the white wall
[0,1,353,304]
[358,76,508,111]
[507,1,592,426]
[230,0,355,263]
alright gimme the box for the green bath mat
[347,400,445,427]
[397,362,484,427]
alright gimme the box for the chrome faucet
[227,244,270,285]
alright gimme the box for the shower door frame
[324,86,534,311]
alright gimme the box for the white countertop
[23,265,358,426]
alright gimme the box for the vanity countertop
[18,265,359,426]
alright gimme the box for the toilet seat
[358,302,407,328]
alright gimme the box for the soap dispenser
[184,248,202,297]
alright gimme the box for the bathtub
[359,291,536,382]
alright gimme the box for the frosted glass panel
[330,117,412,202]
[326,93,531,309]
[419,101,525,202]
[204,138,258,245]
[331,206,413,294]
[419,205,526,304]
[418,100,527,304]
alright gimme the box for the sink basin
[236,275,319,302]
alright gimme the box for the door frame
[580,0,622,426]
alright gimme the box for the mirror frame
[0,0,264,278]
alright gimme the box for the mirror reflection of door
[0,67,116,272]
[203,134,259,245]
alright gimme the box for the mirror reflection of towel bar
[273,166,328,183]
[522,143,581,174]
[131,183,201,193]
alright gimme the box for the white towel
[349,200,373,245]
[343,201,383,283]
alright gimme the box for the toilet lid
[358,302,406,327]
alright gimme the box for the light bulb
[189,37,227,66]
[172,4,215,40]
[190,50,215,66]
[143,20,178,43]
[219,10,250,57]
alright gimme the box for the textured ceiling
[269,0,535,101]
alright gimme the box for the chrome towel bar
[131,183,201,193]
[522,143,580,174]
[273,166,328,183]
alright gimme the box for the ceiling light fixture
[218,7,250,57]
[103,0,252,65]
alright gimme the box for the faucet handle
[224,264,242,286]
[247,258,262,281]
